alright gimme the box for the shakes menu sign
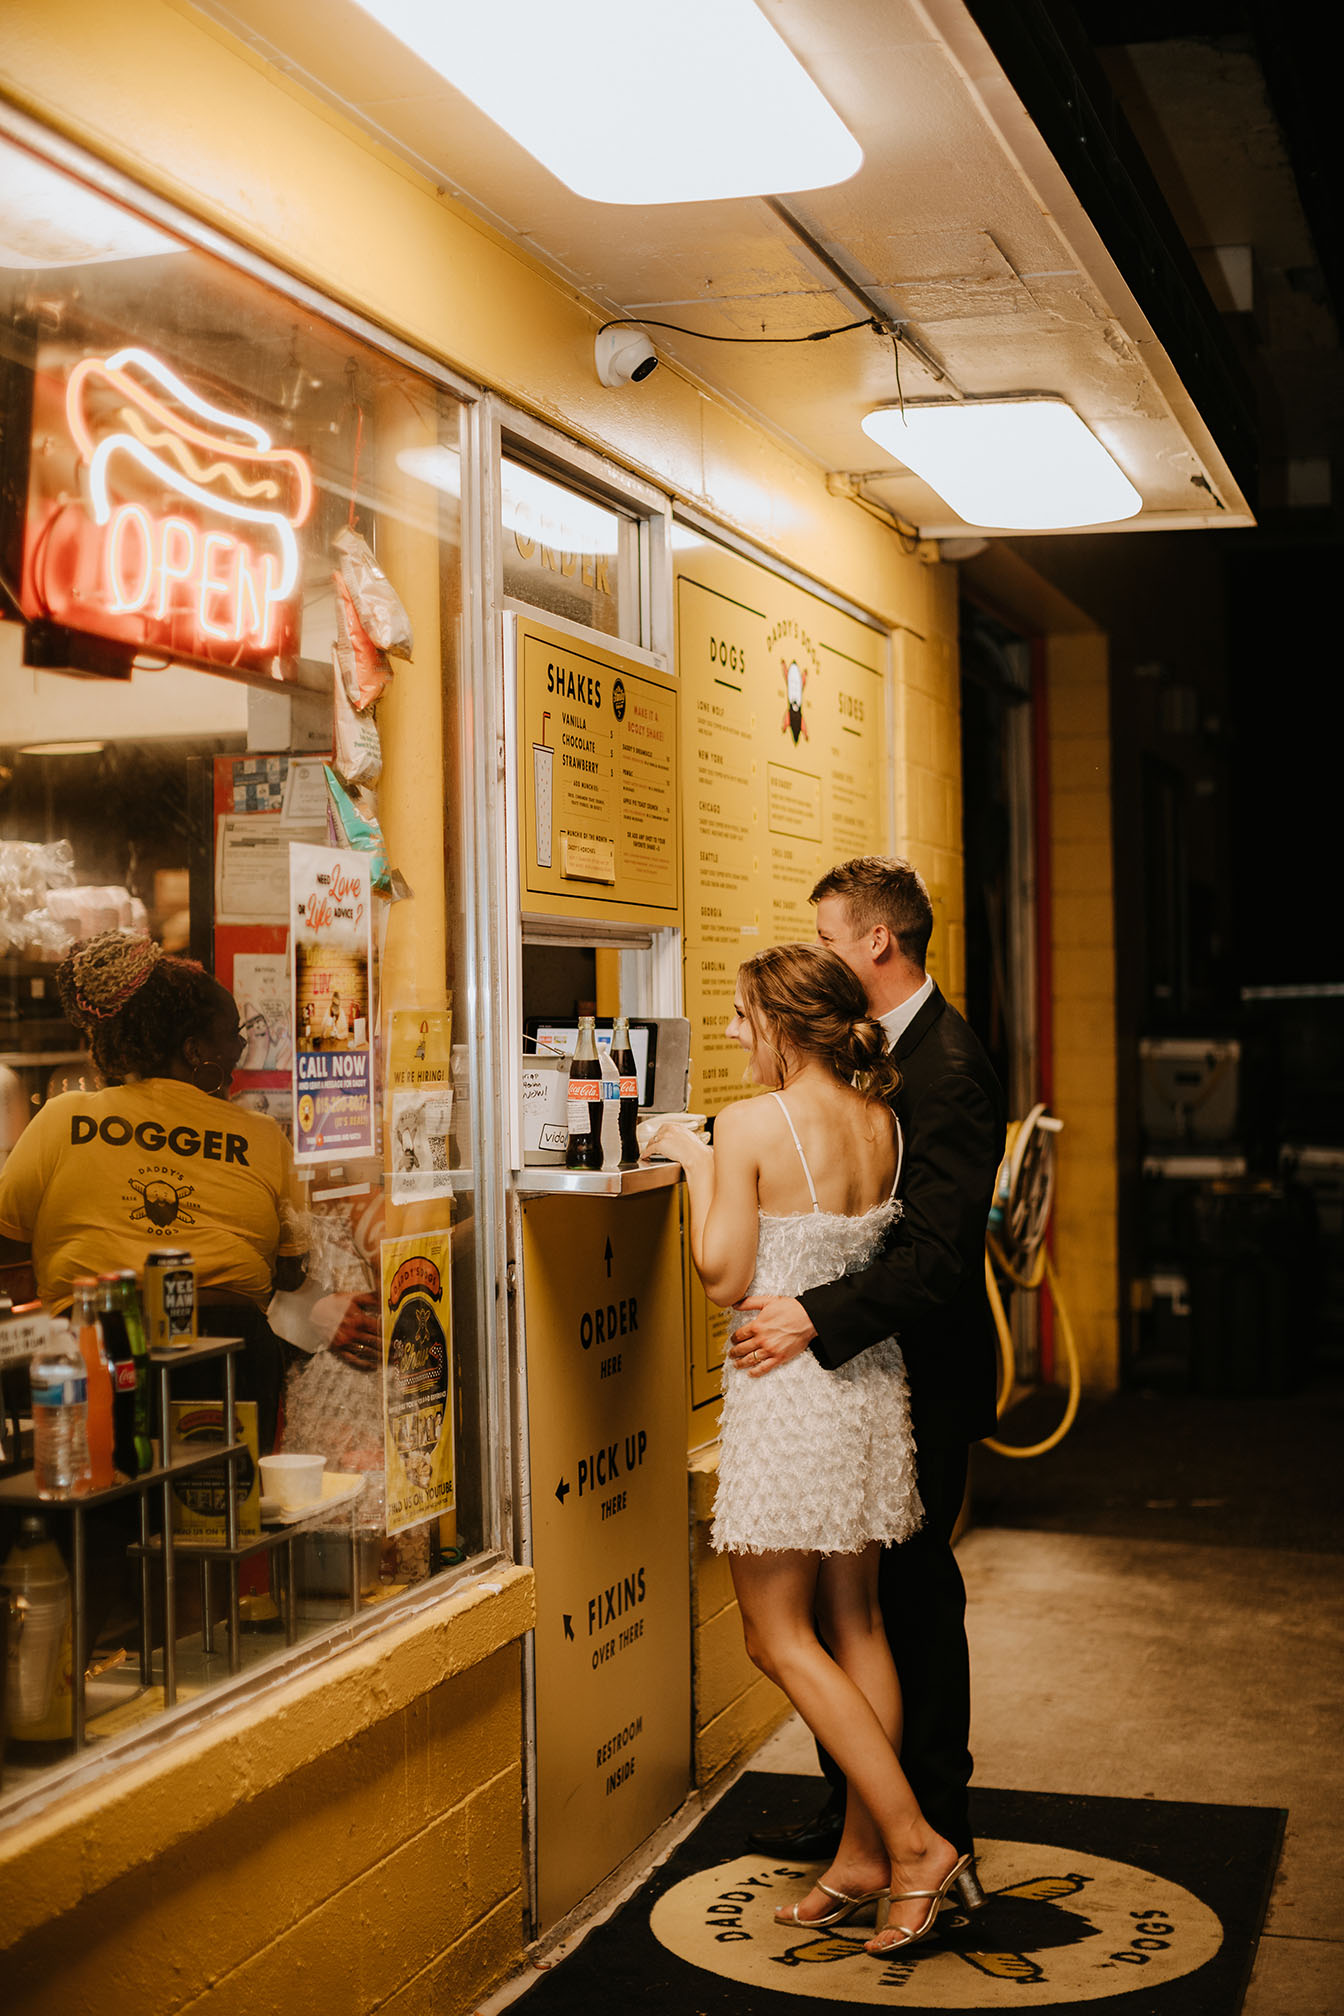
[515,614,681,931]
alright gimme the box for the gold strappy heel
[863,1852,972,1955]
[774,1881,890,1929]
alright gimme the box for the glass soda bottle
[565,1016,604,1171]
[30,1321,91,1497]
[0,1515,73,1739]
[99,1271,153,1477]
[611,1016,640,1166]
[72,1276,115,1491]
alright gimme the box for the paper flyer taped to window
[387,1007,454,1203]
[381,1230,455,1535]
[290,843,375,1164]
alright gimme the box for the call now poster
[289,842,375,1164]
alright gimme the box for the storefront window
[0,133,489,1810]
[500,455,635,639]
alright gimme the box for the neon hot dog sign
[25,344,314,672]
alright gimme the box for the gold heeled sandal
[774,1881,890,1929]
[863,1852,972,1955]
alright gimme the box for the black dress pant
[819,1437,974,1855]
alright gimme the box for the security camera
[595,326,659,388]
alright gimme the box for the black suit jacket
[799,983,1006,1448]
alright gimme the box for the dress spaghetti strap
[771,1092,822,1213]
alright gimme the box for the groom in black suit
[729,856,1006,1908]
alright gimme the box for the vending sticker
[290,842,375,1164]
[386,1007,454,1204]
[380,1231,455,1534]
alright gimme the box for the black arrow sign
[563,1613,574,1640]
[604,1236,614,1278]
[555,1476,571,1505]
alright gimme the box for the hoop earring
[190,1056,227,1095]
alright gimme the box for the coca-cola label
[112,1360,138,1393]
[619,1076,638,1100]
[568,1079,600,1101]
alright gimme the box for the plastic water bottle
[30,1322,91,1497]
[1,1514,73,1740]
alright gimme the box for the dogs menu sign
[19,341,313,677]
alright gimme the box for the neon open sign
[22,344,314,674]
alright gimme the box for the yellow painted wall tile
[694,1603,761,1732]
[695,1676,791,1789]
[1045,678,1110,738]
[464,1765,525,1923]
[414,1645,521,1825]
[354,1806,472,2010]
[1049,941,1116,1000]
[1052,893,1117,952]
[691,1528,738,1627]
[1049,735,1112,793]
[377,1890,527,2016]
[1052,839,1115,899]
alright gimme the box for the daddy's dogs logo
[65,1108,253,1239]
[649,1842,1223,2006]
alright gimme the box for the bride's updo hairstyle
[736,943,901,1104]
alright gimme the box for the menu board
[676,548,888,1113]
[516,615,681,930]
[675,542,889,1417]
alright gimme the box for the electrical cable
[596,313,888,346]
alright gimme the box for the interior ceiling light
[349,0,862,203]
[18,740,107,756]
[860,399,1143,531]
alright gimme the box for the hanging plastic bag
[332,647,383,787]
[324,767,410,901]
[334,526,414,660]
[333,570,392,712]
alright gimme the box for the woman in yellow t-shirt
[0,932,307,1447]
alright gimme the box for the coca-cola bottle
[565,1016,603,1171]
[99,1272,153,1477]
[611,1016,640,1166]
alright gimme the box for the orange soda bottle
[72,1275,115,1490]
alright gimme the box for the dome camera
[595,325,659,388]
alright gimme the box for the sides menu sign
[675,540,889,1418]
[516,614,681,930]
[522,1191,691,1929]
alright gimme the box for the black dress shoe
[747,1806,844,1860]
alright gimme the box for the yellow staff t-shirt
[0,1080,306,1313]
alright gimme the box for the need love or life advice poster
[289,842,375,1164]
[381,1232,455,1535]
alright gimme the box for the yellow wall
[1046,631,1120,1388]
[687,1456,789,1787]
[0,1570,534,2016]
[892,568,967,1007]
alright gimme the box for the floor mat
[520,1772,1284,2014]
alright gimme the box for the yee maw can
[143,1250,197,1349]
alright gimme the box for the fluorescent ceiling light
[350,0,861,203]
[0,140,177,269]
[18,740,107,756]
[860,399,1143,531]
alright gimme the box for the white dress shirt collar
[878,972,934,1051]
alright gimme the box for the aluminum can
[143,1249,197,1348]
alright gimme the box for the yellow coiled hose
[981,1114,1082,1459]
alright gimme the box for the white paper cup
[259,1453,326,1508]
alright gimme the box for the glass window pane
[500,456,634,638]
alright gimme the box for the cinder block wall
[688,1457,789,1787]
[894,572,967,1007]
[1047,631,1120,1388]
[0,1572,534,2016]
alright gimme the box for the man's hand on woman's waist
[727,1295,817,1377]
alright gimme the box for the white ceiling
[186,0,1255,537]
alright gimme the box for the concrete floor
[753,1525,1344,2015]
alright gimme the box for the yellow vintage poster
[517,614,681,928]
[676,539,889,1429]
[380,1231,454,1534]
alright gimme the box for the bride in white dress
[651,942,968,1958]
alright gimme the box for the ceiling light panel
[349,0,862,203]
[861,399,1143,530]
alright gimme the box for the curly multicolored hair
[57,932,221,1085]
